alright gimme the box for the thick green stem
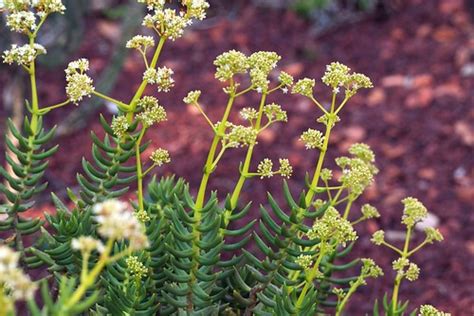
[226,93,267,221]
[126,37,166,122]
[194,92,236,211]
[295,247,326,313]
[135,128,147,214]
[391,226,412,313]
[335,279,362,316]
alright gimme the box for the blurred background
[0,0,473,314]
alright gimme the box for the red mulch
[1,0,473,314]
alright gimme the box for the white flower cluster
[2,43,46,66]
[65,58,95,104]
[71,236,105,254]
[256,158,293,179]
[136,96,167,127]
[183,90,201,104]
[150,148,171,166]
[2,0,65,32]
[92,200,149,251]
[0,246,37,302]
[126,35,155,51]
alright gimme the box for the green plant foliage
[0,1,451,315]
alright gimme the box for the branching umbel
[0,1,450,316]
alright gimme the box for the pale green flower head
[214,50,249,82]
[3,43,46,66]
[278,159,293,179]
[126,256,148,279]
[239,107,258,122]
[150,148,171,166]
[183,90,202,104]
[143,68,158,84]
[111,115,129,138]
[300,128,324,150]
[360,258,383,279]
[322,61,351,89]
[392,257,410,272]
[424,227,444,243]
[65,58,95,104]
[184,0,210,20]
[136,96,167,127]
[278,71,294,88]
[292,78,315,97]
[222,123,257,148]
[143,8,188,41]
[405,262,420,281]
[6,11,36,33]
[155,66,175,92]
[361,204,380,219]
[257,158,274,179]
[248,51,281,92]
[349,143,375,163]
[371,230,385,245]
[295,254,313,270]
[263,103,287,122]
[345,73,373,98]
[401,197,428,227]
[320,168,332,181]
[2,0,30,12]
[337,156,378,197]
[419,305,451,316]
[126,35,155,50]
[307,207,357,246]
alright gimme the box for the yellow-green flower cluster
[248,51,281,92]
[307,207,357,246]
[295,254,313,270]
[239,107,258,122]
[71,236,104,254]
[401,197,428,227]
[1,0,65,18]
[278,159,293,178]
[111,115,129,138]
[126,256,148,279]
[278,71,294,92]
[2,43,46,66]
[349,143,375,163]
[300,128,324,150]
[221,123,258,148]
[360,258,384,279]
[292,78,315,97]
[322,62,373,97]
[143,8,189,41]
[184,0,210,20]
[136,96,167,128]
[93,200,149,251]
[214,50,249,82]
[256,158,293,179]
[424,227,444,243]
[155,66,175,92]
[392,258,420,282]
[419,305,451,316]
[257,158,273,178]
[361,204,380,219]
[336,143,378,197]
[371,230,385,245]
[65,58,95,104]
[143,68,158,84]
[320,168,333,181]
[263,103,287,122]
[183,90,202,104]
[0,245,37,302]
[150,148,171,166]
[126,35,155,51]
